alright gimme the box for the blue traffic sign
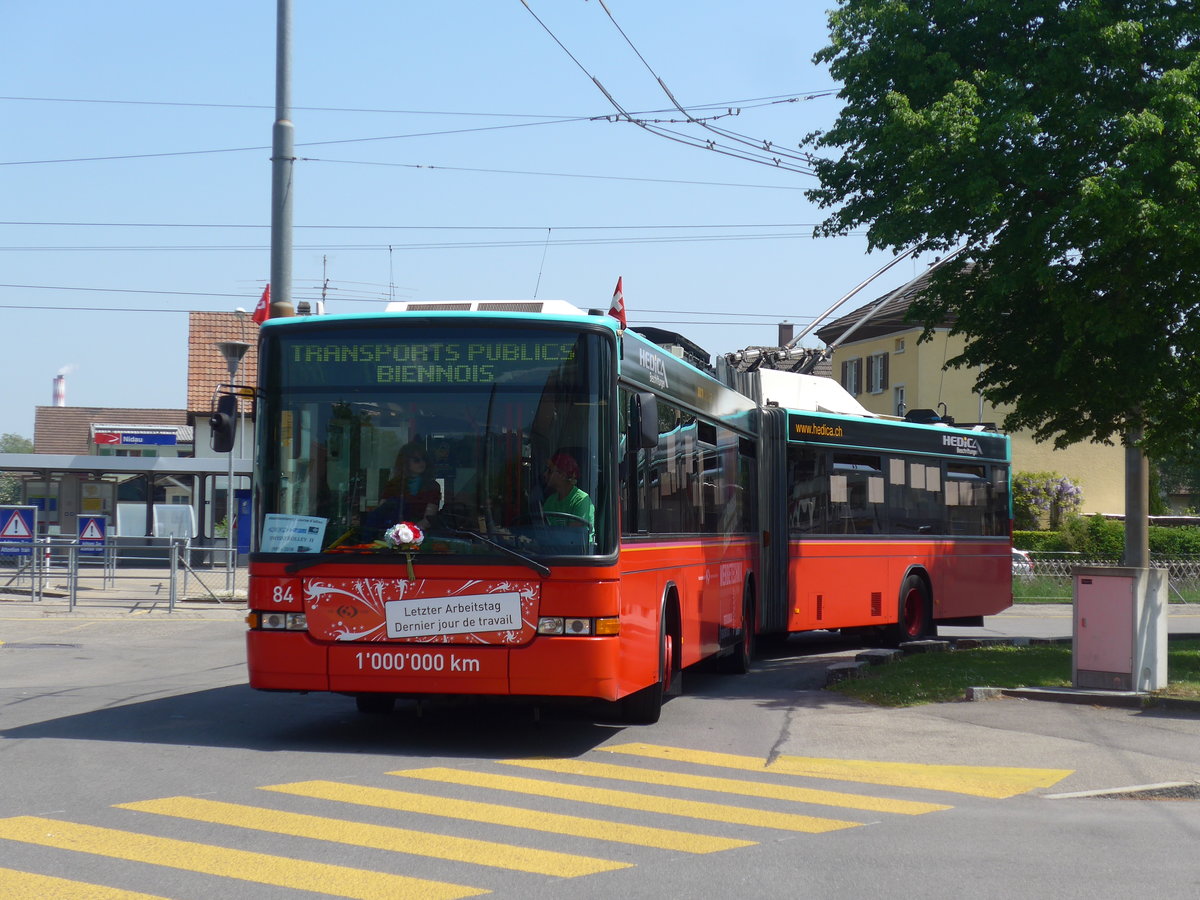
[0,506,37,556]
[78,515,108,555]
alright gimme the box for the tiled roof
[34,407,189,455]
[187,311,260,412]
[815,266,959,346]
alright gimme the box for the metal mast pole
[270,0,295,318]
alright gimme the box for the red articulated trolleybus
[244,300,760,723]
[241,301,1012,723]
[742,370,1013,646]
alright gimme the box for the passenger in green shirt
[543,451,595,533]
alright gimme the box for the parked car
[1012,549,1035,580]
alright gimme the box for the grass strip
[830,640,1200,707]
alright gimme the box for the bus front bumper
[246,630,624,701]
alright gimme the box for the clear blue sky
[1,1,921,438]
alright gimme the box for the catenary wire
[594,0,817,168]
[518,0,817,177]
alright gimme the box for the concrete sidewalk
[0,563,247,615]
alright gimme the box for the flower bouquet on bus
[327,520,424,578]
[383,522,424,579]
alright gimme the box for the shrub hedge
[1014,514,1200,557]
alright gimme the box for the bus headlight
[247,612,308,631]
[536,616,619,636]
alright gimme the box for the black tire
[355,693,396,715]
[716,587,755,674]
[890,573,934,644]
[620,605,675,724]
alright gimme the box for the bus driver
[542,451,594,532]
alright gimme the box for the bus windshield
[257,323,614,559]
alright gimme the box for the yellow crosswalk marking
[390,767,862,834]
[0,816,486,900]
[499,758,951,815]
[117,796,629,877]
[602,743,1073,799]
[0,866,170,900]
[263,780,754,854]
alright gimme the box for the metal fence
[0,539,248,611]
[1019,552,1200,601]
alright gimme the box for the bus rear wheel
[891,574,934,644]
[716,587,755,674]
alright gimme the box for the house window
[894,385,906,416]
[894,337,906,353]
[866,352,889,394]
[841,357,862,396]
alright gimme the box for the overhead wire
[300,157,805,190]
[1,92,831,169]
[0,301,813,328]
[518,0,819,177]
[0,116,585,168]
[0,231,857,252]
[0,91,832,118]
[595,0,820,169]
[0,220,830,230]
[0,282,818,321]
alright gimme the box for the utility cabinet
[1072,566,1167,692]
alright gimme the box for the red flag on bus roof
[251,284,270,324]
[609,277,626,329]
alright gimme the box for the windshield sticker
[261,514,327,553]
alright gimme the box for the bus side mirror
[636,392,659,450]
[210,393,238,453]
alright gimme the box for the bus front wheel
[620,609,675,724]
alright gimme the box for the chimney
[778,321,795,347]
[52,374,66,407]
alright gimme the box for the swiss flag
[251,284,270,324]
[608,277,626,329]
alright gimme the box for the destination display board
[787,412,1008,461]
[275,328,596,389]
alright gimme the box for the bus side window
[618,389,641,534]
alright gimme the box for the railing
[1017,553,1200,602]
[0,539,248,611]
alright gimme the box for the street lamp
[215,341,250,593]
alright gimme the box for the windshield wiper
[451,529,551,577]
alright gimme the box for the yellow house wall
[828,329,1125,516]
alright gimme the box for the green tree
[804,1,1200,563]
[0,433,34,505]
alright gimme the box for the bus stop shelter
[0,453,251,545]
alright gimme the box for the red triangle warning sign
[80,519,104,540]
[1,511,33,539]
